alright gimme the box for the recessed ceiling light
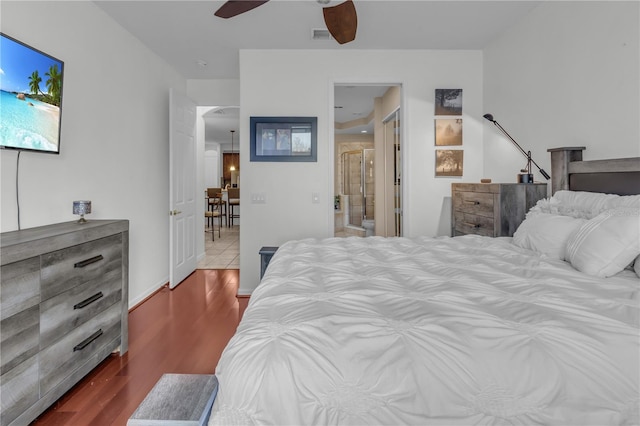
[361,130,367,133]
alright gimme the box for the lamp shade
[73,200,92,223]
[73,200,92,215]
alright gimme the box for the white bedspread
[210,235,639,425]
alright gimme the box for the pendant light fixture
[229,130,236,171]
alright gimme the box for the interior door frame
[197,105,243,272]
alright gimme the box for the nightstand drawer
[40,267,122,349]
[41,234,123,301]
[453,191,494,216]
[39,302,121,395]
[453,211,495,237]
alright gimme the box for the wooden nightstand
[259,246,279,279]
[451,183,547,237]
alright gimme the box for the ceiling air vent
[312,28,333,40]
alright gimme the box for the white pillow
[528,191,640,220]
[566,207,640,277]
[513,214,586,260]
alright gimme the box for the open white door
[169,89,197,288]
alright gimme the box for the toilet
[362,219,375,237]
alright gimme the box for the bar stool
[204,203,222,241]
[228,187,240,227]
[207,187,227,227]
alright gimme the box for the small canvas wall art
[435,149,463,177]
[435,89,462,116]
[435,118,462,146]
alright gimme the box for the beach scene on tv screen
[0,35,63,153]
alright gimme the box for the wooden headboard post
[548,147,586,194]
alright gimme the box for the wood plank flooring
[32,269,248,426]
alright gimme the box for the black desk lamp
[483,114,550,183]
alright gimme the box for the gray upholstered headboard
[548,147,640,196]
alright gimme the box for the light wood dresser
[451,183,547,237]
[0,220,129,426]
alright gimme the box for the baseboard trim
[237,288,254,297]
[129,280,168,312]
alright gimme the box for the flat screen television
[0,33,64,154]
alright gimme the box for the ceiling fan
[214,0,358,44]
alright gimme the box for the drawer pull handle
[462,222,481,228]
[74,292,104,310]
[74,329,103,352]
[74,255,104,268]
[464,200,481,205]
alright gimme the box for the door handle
[169,210,183,216]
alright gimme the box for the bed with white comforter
[210,232,639,425]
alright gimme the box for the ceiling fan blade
[323,0,357,45]
[214,0,269,19]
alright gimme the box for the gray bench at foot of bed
[128,374,218,426]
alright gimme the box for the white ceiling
[94,0,540,139]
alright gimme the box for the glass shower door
[343,150,363,227]
[363,149,375,221]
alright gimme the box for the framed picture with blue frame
[250,116,317,162]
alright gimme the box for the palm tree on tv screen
[45,64,62,106]
[28,70,42,96]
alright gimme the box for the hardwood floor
[32,269,249,426]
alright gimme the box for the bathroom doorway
[333,84,402,238]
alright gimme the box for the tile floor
[197,222,240,269]
[197,218,361,269]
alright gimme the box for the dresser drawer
[0,257,40,321]
[453,191,494,216]
[1,305,39,375]
[39,302,121,395]
[40,266,122,349]
[41,234,123,301]
[0,355,39,426]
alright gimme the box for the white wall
[483,1,640,183]
[204,151,220,188]
[187,80,240,107]
[0,1,186,307]
[238,49,484,293]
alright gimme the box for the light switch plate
[251,192,267,204]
